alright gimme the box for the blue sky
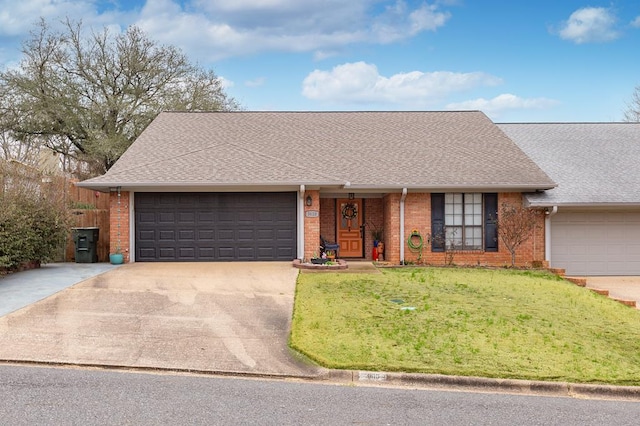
[0,0,639,122]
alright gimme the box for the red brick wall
[381,192,545,267]
[402,193,431,264]
[304,190,321,260]
[109,191,131,262]
[383,193,401,264]
[320,198,336,242]
[363,198,384,260]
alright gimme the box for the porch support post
[545,205,558,265]
[400,188,408,264]
[298,185,305,260]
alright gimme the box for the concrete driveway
[584,277,640,308]
[0,262,320,377]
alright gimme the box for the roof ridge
[497,122,639,125]
[161,110,483,114]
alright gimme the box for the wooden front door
[337,199,363,257]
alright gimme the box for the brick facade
[113,190,544,266]
[383,193,401,264]
[307,192,545,267]
[319,197,336,243]
[303,190,321,259]
[109,190,131,262]
[363,198,384,260]
[376,193,545,266]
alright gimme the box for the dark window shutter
[484,193,498,252]
[431,193,445,252]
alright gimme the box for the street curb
[316,369,640,401]
[2,359,639,401]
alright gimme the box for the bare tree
[0,18,239,176]
[497,202,540,267]
[624,85,640,122]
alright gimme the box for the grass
[290,267,640,385]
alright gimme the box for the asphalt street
[1,365,639,425]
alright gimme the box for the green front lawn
[290,267,640,385]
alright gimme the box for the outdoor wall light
[305,195,313,206]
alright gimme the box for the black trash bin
[72,227,99,263]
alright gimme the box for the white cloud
[245,77,265,87]
[302,62,502,104]
[557,7,619,44]
[446,94,559,117]
[137,0,451,60]
[371,1,450,43]
[0,0,454,63]
[632,16,640,28]
[0,0,134,36]
[218,76,235,89]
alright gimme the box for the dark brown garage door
[135,192,297,262]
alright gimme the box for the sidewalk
[0,262,121,317]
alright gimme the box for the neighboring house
[78,111,556,266]
[499,123,640,276]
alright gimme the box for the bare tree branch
[498,202,540,267]
[0,18,239,176]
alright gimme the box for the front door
[337,199,363,257]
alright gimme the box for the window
[444,193,482,250]
[431,193,498,252]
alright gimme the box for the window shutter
[484,193,498,252]
[431,193,445,252]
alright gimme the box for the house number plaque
[305,210,319,218]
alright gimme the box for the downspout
[400,188,408,264]
[545,206,558,266]
[298,185,305,260]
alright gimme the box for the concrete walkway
[0,262,320,377]
[0,263,121,317]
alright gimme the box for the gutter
[400,188,408,264]
[545,206,558,265]
[77,180,557,192]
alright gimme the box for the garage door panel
[199,212,215,222]
[198,247,214,258]
[178,212,195,223]
[218,229,235,241]
[198,230,215,240]
[551,210,640,275]
[178,230,195,240]
[135,192,296,262]
[158,247,176,258]
[158,230,175,241]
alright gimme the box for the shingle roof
[499,123,640,206]
[80,111,555,191]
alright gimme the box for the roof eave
[526,201,640,208]
[78,179,557,193]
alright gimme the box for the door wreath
[341,203,358,220]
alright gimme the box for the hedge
[0,192,69,269]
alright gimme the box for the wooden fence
[64,181,111,262]
[65,209,111,262]
[1,161,111,263]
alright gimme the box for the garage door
[135,192,297,262]
[551,210,640,275]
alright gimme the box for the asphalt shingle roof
[499,123,640,206]
[81,111,555,191]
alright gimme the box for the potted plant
[109,246,124,264]
[368,222,384,260]
[367,220,384,246]
[325,250,336,261]
[310,252,327,264]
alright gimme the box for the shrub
[0,192,69,269]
